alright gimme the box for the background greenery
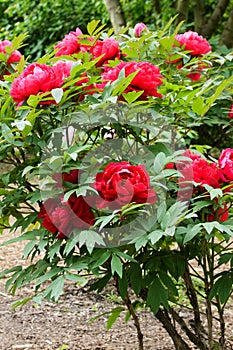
[1,0,233,59]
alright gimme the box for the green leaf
[159,270,178,297]
[147,277,168,314]
[118,271,128,299]
[23,240,37,258]
[209,273,233,304]
[51,88,63,104]
[111,254,123,278]
[192,96,206,115]
[78,230,105,254]
[183,224,202,244]
[87,20,100,35]
[11,296,33,310]
[122,91,144,103]
[89,273,112,293]
[48,275,65,301]
[64,273,86,284]
[148,230,164,245]
[91,250,111,269]
[48,240,62,259]
[106,306,125,330]
[35,267,62,286]
[128,263,142,295]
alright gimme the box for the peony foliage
[0,19,233,350]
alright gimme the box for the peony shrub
[0,20,233,350]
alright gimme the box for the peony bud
[134,23,149,37]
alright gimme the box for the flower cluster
[39,162,156,238]
[0,40,22,64]
[171,31,211,81]
[10,61,72,105]
[101,61,163,99]
[175,149,233,221]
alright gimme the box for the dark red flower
[90,38,120,67]
[218,148,233,182]
[38,198,58,235]
[228,104,233,118]
[38,194,95,238]
[207,201,229,222]
[94,161,156,209]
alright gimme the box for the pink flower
[90,38,120,67]
[10,61,72,105]
[218,148,233,182]
[228,104,233,118]
[101,61,163,99]
[134,23,149,37]
[54,27,88,56]
[94,161,156,209]
[175,31,211,56]
[0,40,22,64]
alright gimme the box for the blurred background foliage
[0,0,233,60]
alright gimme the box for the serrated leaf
[111,254,122,278]
[148,230,164,244]
[183,224,202,243]
[79,230,105,254]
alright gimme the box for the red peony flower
[38,194,95,238]
[228,104,233,118]
[218,148,233,182]
[0,40,22,64]
[175,31,211,56]
[10,61,72,105]
[134,23,149,37]
[94,161,156,209]
[54,27,85,56]
[207,201,229,223]
[90,38,120,67]
[101,61,163,99]
[179,152,221,189]
[38,198,59,235]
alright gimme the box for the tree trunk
[153,0,161,15]
[176,0,190,24]
[193,0,206,33]
[103,0,126,34]
[200,0,230,38]
[220,6,233,48]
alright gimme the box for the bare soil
[0,231,233,350]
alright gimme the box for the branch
[170,308,208,350]
[156,308,191,350]
[124,293,144,350]
[152,0,161,15]
[102,0,126,33]
[201,0,230,38]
